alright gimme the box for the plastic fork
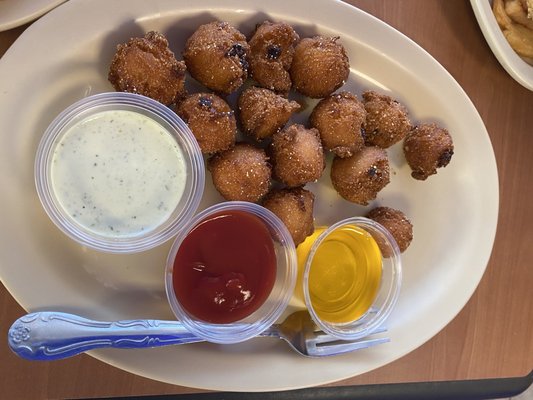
[8,310,388,361]
[261,310,389,357]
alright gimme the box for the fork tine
[370,325,388,335]
[310,325,388,344]
[312,332,347,344]
[308,336,390,357]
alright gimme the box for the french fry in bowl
[493,0,533,63]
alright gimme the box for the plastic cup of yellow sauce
[298,217,402,340]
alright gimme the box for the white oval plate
[0,0,66,32]
[0,0,498,392]
[471,0,533,91]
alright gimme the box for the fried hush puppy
[403,123,454,180]
[262,187,315,246]
[330,146,390,205]
[208,143,271,202]
[270,124,325,187]
[175,93,236,154]
[108,31,187,106]
[366,206,413,254]
[362,90,412,148]
[238,86,300,140]
[183,21,250,95]
[290,36,350,98]
[309,91,366,158]
[248,21,300,93]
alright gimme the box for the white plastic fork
[8,310,388,360]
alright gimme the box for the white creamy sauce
[51,110,187,238]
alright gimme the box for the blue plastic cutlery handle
[8,311,203,361]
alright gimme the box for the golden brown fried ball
[183,21,249,94]
[248,21,300,93]
[207,143,271,202]
[262,187,315,246]
[366,206,413,254]
[290,36,349,98]
[330,146,390,205]
[270,124,325,187]
[403,123,454,180]
[309,91,366,158]
[175,93,236,154]
[362,90,412,148]
[238,87,300,141]
[108,31,187,106]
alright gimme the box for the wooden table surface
[1,0,532,398]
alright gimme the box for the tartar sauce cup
[35,92,205,253]
[303,217,402,341]
[165,201,297,344]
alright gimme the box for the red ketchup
[172,210,277,323]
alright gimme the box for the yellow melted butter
[300,225,382,324]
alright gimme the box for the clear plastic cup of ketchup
[165,201,297,344]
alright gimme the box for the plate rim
[0,0,67,32]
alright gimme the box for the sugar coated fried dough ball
[330,146,390,205]
[248,21,300,93]
[270,124,325,187]
[238,87,300,140]
[108,31,187,106]
[290,36,349,98]
[309,91,366,158]
[362,90,412,148]
[403,123,454,180]
[175,93,236,154]
[262,187,315,246]
[366,206,413,254]
[183,21,250,94]
[208,143,271,202]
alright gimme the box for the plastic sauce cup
[302,217,402,340]
[35,92,204,253]
[165,201,297,344]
